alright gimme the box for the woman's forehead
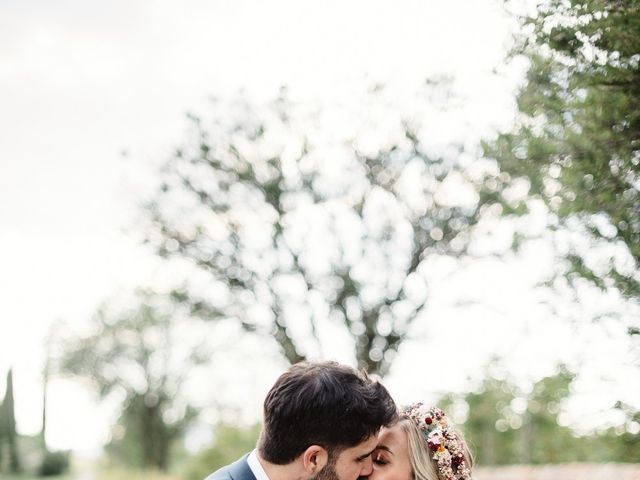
[377,424,406,451]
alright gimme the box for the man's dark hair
[257,361,398,464]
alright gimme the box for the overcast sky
[1,0,638,456]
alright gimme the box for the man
[205,361,397,480]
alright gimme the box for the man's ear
[302,445,328,474]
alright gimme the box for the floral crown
[400,403,471,480]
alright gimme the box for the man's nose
[360,456,373,476]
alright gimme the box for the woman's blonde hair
[398,417,473,480]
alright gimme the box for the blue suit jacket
[204,454,257,480]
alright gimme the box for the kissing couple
[205,361,473,480]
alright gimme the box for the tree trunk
[520,414,533,463]
[42,356,49,451]
[482,427,495,465]
[141,400,169,471]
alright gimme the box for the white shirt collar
[248,449,271,480]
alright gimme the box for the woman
[369,403,473,480]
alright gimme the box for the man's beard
[312,460,339,480]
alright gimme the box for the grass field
[1,470,181,480]
[6,464,640,480]
[1,465,181,480]
[0,476,72,480]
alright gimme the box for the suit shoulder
[204,467,233,480]
[203,454,253,480]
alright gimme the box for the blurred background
[1,0,638,479]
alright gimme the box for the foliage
[475,1,640,462]
[463,374,521,465]
[519,366,577,463]
[184,423,260,480]
[484,1,640,308]
[440,365,521,465]
[38,451,70,477]
[104,392,196,471]
[442,363,640,465]
[56,291,203,471]
[583,402,640,462]
[144,89,504,375]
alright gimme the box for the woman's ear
[302,445,328,474]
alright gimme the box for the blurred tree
[0,369,21,473]
[440,367,520,465]
[104,392,196,470]
[443,364,640,465]
[0,375,2,471]
[521,366,576,463]
[593,402,640,462]
[185,423,260,480]
[38,450,70,477]
[144,89,503,375]
[479,2,640,462]
[484,2,640,327]
[41,324,58,453]
[57,292,204,471]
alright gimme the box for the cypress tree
[0,374,4,471]
[1,369,21,473]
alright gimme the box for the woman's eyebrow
[375,445,394,455]
[357,448,377,461]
